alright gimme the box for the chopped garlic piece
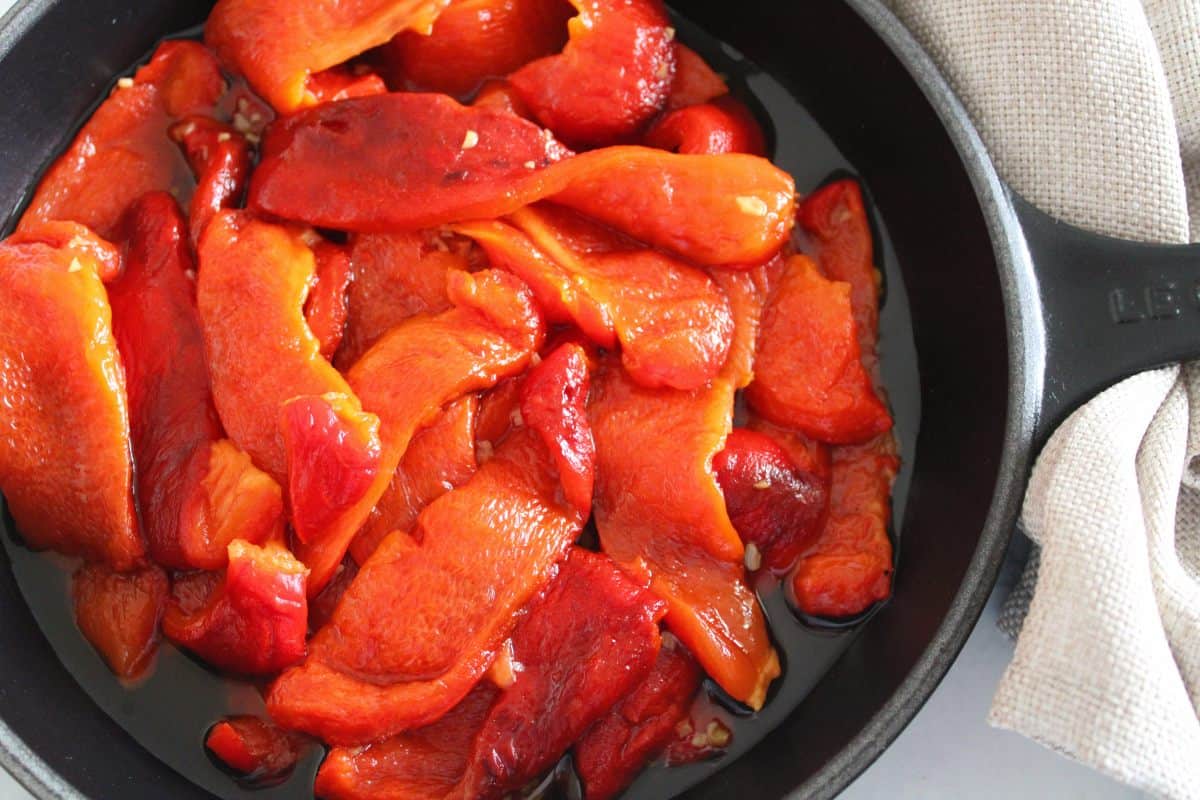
[116,77,134,89]
[744,542,762,571]
[461,129,480,150]
[67,258,83,274]
[736,195,769,216]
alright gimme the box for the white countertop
[0,1,1152,797]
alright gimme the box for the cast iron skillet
[2,0,1198,798]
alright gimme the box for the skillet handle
[1011,187,1200,449]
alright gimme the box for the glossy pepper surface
[0,223,141,568]
[20,41,224,239]
[205,0,451,112]
[509,0,676,147]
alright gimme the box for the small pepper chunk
[315,684,500,800]
[163,540,309,675]
[511,0,675,147]
[304,241,354,361]
[268,428,581,744]
[644,96,767,157]
[72,564,168,681]
[747,255,891,444]
[518,343,595,513]
[169,115,252,245]
[574,638,703,800]
[0,223,141,568]
[455,206,734,391]
[206,716,307,783]
[20,41,224,238]
[791,439,897,618]
[351,397,478,565]
[248,94,794,265]
[458,548,666,798]
[714,428,829,573]
[383,0,573,98]
[205,0,451,112]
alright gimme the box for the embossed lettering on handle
[1108,282,1188,324]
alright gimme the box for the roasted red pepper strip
[163,540,309,675]
[72,564,167,681]
[0,223,141,568]
[519,343,594,513]
[455,206,734,390]
[281,394,382,545]
[382,0,573,98]
[304,241,354,361]
[714,428,828,573]
[510,0,676,147]
[790,439,897,617]
[267,429,580,744]
[574,638,703,800]
[248,94,795,265]
[666,44,727,110]
[205,0,449,112]
[590,357,779,710]
[295,268,545,593]
[351,397,478,565]
[797,179,880,348]
[109,193,224,569]
[334,231,471,370]
[644,96,767,157]
[458,548,665,798]
[20,41,224,238]
[747,255,891,444]
[169,116,252,245]
[206,716,307,783]
[314,684,500,800]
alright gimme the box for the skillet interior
[0,1,1025,798]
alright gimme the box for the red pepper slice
[458,548,666,798]
[206,716,307,783]
[382,0,573,98]
[267,429,580,745]
[518,343,594,514]
[666,44,727,110]
[455,205,734,391]
[169,116,252,245]
[790,439,897,618]
[314,683,500,800]
[590,358,779,710]
[304,66,388,106]
[304,241,354,361]
[0,223,141,568]
[746,255,891,444]
[205,0,450,112]
[351,396,478,565]
[247,94,795,265]
[644,96,767,156]
[163,540,309,675]
[510,0,676,147]
[335,230,472,370]
[574,638,703,800]
[20,41,224,239]
[72,564,167,681]
[295,268,545,594]
[714,428,829,573]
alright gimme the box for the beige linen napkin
[881,1,1200,797]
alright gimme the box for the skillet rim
[0,0,1045,798]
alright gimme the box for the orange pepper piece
[72,564,167,681]
[510,0,676,147]
[0,223,141,568]
[267,429,580,744]
[334,231,472,370]
[205,0,450,112]
[315,683,500,800]
[747,255,891,444]
[351,397,478,565]
[454,205,734,391]
[590,358,779,710]
[665,44,727,110]
[383,0,573,98]
[247,94,795,265]
[295,268,545,593]
[19,41,224,239]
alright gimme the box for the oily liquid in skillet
[0,13,920,800]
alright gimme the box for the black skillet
[2,0,1198,798]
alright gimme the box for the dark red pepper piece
[644,96,767,157]
[304,241,354,361]
[519,342,594,513]
[206,716,307,784]
[169,115,252,245]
